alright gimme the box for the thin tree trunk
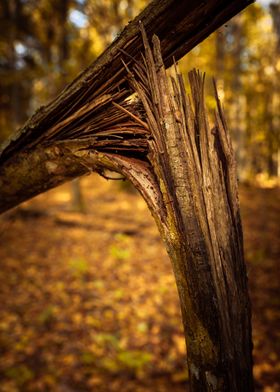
[56,0,86,212]
[268,3,280,178]
[215,28,225,96]
[71,178,86,213]
[229,16,247,181]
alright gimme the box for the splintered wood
[123,29,253,391]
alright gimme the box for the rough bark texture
[0,0,253,213]
[121,29,254,391]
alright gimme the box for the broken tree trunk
[0,0,253,213]
[122,30,253,391]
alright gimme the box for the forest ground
[0,174,279,392]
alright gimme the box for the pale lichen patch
[190,363,200,380]
[45,161,58,174]
[205,371,218,389]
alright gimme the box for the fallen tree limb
[0,0,253,213]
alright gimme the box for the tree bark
[0,0,253,214]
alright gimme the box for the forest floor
[0,174,279,392]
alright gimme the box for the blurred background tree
[0,0,279,183]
